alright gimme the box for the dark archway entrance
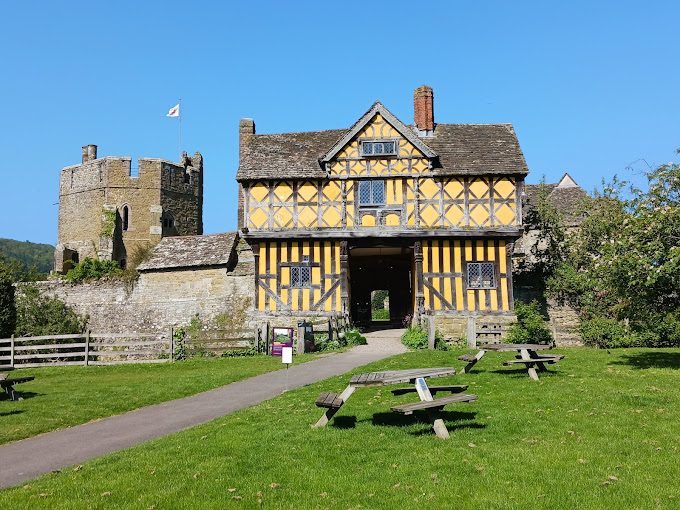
[349,246,413,327]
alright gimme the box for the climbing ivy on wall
[100,208,117,239]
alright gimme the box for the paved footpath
[0,329,407,489]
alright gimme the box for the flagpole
[178,98,182,162]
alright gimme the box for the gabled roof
[137,232,238,271]
[320,101,437,163]
[523,178,589,227]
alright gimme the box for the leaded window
[291,266,311,288]
[467,262,495,289]
[361,140,396,156]
[358,180,386,206]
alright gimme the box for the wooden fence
[0,331,173,368]
[184,329,254,356]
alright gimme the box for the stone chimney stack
[82,144,97,163]
[238,119,255,229]
[414,86,434,134]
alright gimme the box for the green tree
[548,154,680,347]
[14,285,88,337]
[0,256,16,338]
[371,290,388,311]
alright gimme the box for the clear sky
[1,1,678,245]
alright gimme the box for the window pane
[481,263,495,287]
[374,143,383,154]
[291,267,300,287]
[372,180,385,204]
[467,263,481,288]
[362,142,372,155]
[359,181,372,204]
[301,267,311,287]
[384,141,395,154]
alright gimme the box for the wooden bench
[391,385,467,396]
[515,353,564,361]
[391,393,478,415]
[504,357,561,366]
[458,354,477,363]
[1,376,35,401]
[315,392,345,409]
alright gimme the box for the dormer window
[361,140,397,156]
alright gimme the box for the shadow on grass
[612,352,680,370]
[0,390,39,402]
[332,415,358,429]
[370,411,485,436]
[0,409,25,417]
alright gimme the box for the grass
[0,354,318,445]
[2,347,680,508]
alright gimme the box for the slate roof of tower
[236,121,529,181]
[523,183,590,227]
[137,232,238,271]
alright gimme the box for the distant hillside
[0,238,54,274]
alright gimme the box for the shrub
[579,316,630,349]
[506,300,553,345]
[371,309,389,321]
[0,258,16,338]
[64,257,123,283]
[401,325,449,350]
[14,285,88,337]
[313,327,366,352]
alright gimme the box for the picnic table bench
[313,368,477,439]
[1,369,35,401]
[459,343,563,381]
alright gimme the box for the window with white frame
[467,262,495,289]
[361,140,397,156]
[358,180,386,206]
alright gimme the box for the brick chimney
[414,86,434,134]
[238,119,255,229]
[82,144,97,163]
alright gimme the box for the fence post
[84,330,90,366]
[467,317,477,349]
[428,314,435,350]
[170,328,174,362]
[10,334,14,367]
[328,319,333,344]
[255,324,260,353]
[297,323,305,354]
[265,322,270,355]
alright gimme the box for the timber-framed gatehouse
[236,86,529,336]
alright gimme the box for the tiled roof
[236,122,528,181]
[137,232,238,271]
[523,184,589,227]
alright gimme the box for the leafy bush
[579,316,630,349]
[507,300,553,345]
[371,309,389,321]
[0,257,16,337]
[14,285,88,336]
[401,325,449,350]
[313,327,366,352]
[64,257,122,282]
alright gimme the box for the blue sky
[1,1,678,245]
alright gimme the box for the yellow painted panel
[499,241,507,273]
[273,182,293,201]
[281,246,288,264]
[406,180,414,200]
[346,185,354,201]
[313,242,320,263]
[291,289,299,311]
[258,244,267,275]
[419,204,440,227]
[432,278,440,310]
[250,183,268,202]
[302,242,310,256]
[495,204,517,226]
[423,243,429,273]
[387,179,394,205]
[372,159,387,175]
[361,215,376,227]
[442,241,451,273]
[465,240,473,261]
[432,243,440,274]
[258,285,265,311]
[291,243,299,263]
[297,206,317,227]
[324,284,332,312]
[249,208,268,229]
[490,289,498,311]
[476,240,485,261]
[493,178,515,199]
[395,179,403,204]
[281,288,288,307]
[419,178,439,200]
[501,277,509,310]
[444,277,452,308]
[406,203,415,225]
[443,179,464,199]
[444,206,464,226]
[412,159,428,173]
[455,277,464,310]
[488,242,495,262]
[467,290,475,311]
[281,266,290,285]
[273,207,292,228]
[335,245,340,274]
[385,214,400,226]
[298,182,317,202]
[424,280,430,306]
[269,279,277,312]
[269,245,276,275]
[469,179,489,199]
[324,244,331,273]
[346,205,354,227]
[314,288,321,307]
[454,241,461,272]
[312,267,321,285]
[324,181,342,201]
[469,204,490,226]
[477,290,486,311]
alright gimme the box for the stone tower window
[122,205,130,231]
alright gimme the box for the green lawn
[0,354,317,445]
[2,348,680,509]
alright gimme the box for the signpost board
[271,327,293,356]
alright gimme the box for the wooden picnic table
[1,367,35,401]
[312,367,477,439]
[459,343,563,381]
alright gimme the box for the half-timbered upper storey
[236,88,529,238]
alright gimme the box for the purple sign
[271,327,293,356]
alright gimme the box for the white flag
[166,104,180,117]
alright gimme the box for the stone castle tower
[54,145,203,273]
